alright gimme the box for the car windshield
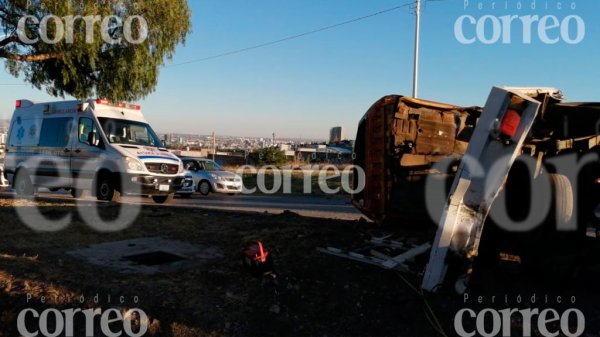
[202,160,223,171]
[98,118,163,147]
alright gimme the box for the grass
[0,196,454,337]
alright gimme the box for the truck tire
[96,177,121,202]
[548,173,573,226]
[517,173,580,286]
[14,170,34,197]
[471,173,578,289]
[152,193,174,204]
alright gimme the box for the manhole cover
[123,251,186,266]
[66,237,223,274]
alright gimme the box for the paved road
[0,189,364,221]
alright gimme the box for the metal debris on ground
[318,234,432,273]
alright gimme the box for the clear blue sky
[1,0,599,139]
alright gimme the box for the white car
[178,158,243,196]
[176,174,195,198]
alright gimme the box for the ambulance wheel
[97,177,121,202]
[14,170,34,197]
[152,193,174,204]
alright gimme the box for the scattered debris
[319,234,431,273]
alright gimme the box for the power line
[167,1,416,67]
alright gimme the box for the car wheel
[153,193,174,204]
[14,170,34,197]
[97,177,121,202]
[198,181,211,196]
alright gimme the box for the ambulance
[4,99,185,204]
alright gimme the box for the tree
[0,0,191,101]
[251,147,288,166]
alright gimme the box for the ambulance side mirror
[87,132,97,147]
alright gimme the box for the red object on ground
[242,241,274,276]
[243,241,269,263]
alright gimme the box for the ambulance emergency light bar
[15,99,141,111]
[94,98,141,110]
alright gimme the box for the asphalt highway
[0,189,364,221]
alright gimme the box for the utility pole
[212,132,216,161]
[412,0,421,98]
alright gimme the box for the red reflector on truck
[499,109,521,138]
[15,100,21,108]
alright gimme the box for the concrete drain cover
[66,237,223,274]
[123,251,186,266]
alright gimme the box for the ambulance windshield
[98,118,163,148]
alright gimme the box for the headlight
[124,157,144,171]
[209,173,223,181]
[178,161,184,174]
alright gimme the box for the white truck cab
[4,99,185,204]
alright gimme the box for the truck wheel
[472,172,577,289]
[152,193,174,204]
[198,181,211,196]
[515,173,580,286]
[14,170,34,197]
[548,173,574,226]
[97,177,121,202]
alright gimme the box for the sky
[1,0,599,140]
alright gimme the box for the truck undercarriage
[336,87,600,292]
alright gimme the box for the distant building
[329,126,344,144]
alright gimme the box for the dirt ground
[1,196,600,337]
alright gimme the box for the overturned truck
[351,87,600,292]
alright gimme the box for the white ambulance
[4,99,185,204]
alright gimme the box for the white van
[4,99,185,204]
